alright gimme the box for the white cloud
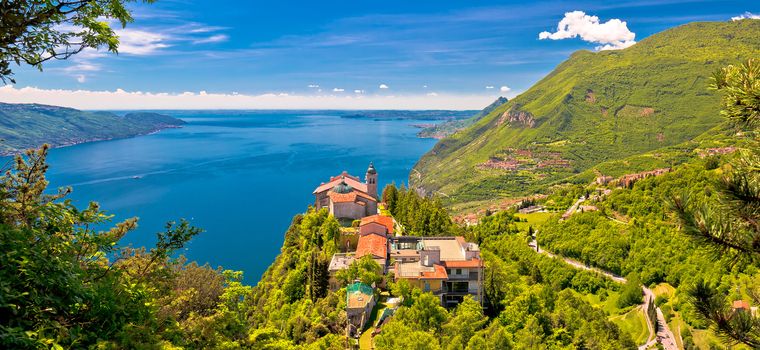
[423,85,428,88]
[485,86,494,89]
[539,11,636,50]
[0,85,496,110]
[192,34,229,44]
[76,75,86,83]
[308,84,320,88]
[354,89,364,94]
[114,29,170,55]
[731,12,760,21]
[427,92,438,97]
[379,84,389,89]
[500,86,510,92]
[333,88,345,92]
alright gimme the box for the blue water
[40,111,438,283]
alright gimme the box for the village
[313,152,755,350]
[312,163,484,342]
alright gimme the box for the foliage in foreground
[0,0,153,83]
[674,59,760,348]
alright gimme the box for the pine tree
[673,59,760,347]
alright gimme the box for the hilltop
[0,103,185,155]
[411,20,760,206]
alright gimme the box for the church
[313,162,378,221]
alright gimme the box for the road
[529,235,678,350]
[560,196,586,220]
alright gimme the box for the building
[733,300,750,312]
[328,253,355,291]
[355,234,388,268]
[359,214,395,236]
[313,163,378,221]
[346,282,376,333]
[389,236,483,307]
[618,168,671,188]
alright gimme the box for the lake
[41,111,440,283]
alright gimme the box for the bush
[654,294,669,307]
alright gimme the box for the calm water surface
[42,111,438,283]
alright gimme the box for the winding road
[528,236,678,350]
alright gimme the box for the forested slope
[0,103,184,155]
[412,20,760,205]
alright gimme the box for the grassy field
[611,308,651,345]
[515,212,555,231]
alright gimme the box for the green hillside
[412,20,760,205]
[0,103,185,155]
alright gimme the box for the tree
[395,292,449,333]
[0,146,203,348]
[617,273,643,308]
[335,255,382,287]
[443,296,487,349]
[673,59,760,347]
[374,319,441,350]
[0,0,154,83]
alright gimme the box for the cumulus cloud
[76,75,86,83]
[379,84,389,89]
[332,88,345,92]
[539,11,636,50]
[500,86,510,92]
[0,85,497,110]
[354,89,364,94]
[308,84,320,88]
[485,86,494,89]
[192,34,229,44]
[732,12,760,21]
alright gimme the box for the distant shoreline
[0,125,183,157]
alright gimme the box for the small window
[455,268,462,275]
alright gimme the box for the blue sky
[1,0,758,109]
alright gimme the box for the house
[618,168,671,188]
[595,175,614,185]
[359,214,395,236]
[389,236,483,307]
[328,253,355,291]
[313,163,378,221]
[355,233,388,268]
[518,205,544,214]
[346,282,376,333]
[733,300,750,312]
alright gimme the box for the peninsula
[0,103,185,155]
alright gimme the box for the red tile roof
[420,264,448,279]
[356,234,388,259]
[327,190,376,204]
[733,300,750,310]
[360,214,394,234]
[328,191,357,203]
[443,258,482,268]
[313,173,368,194]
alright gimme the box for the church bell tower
[366,162,378,199]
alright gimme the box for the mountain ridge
[411,20,760,205]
